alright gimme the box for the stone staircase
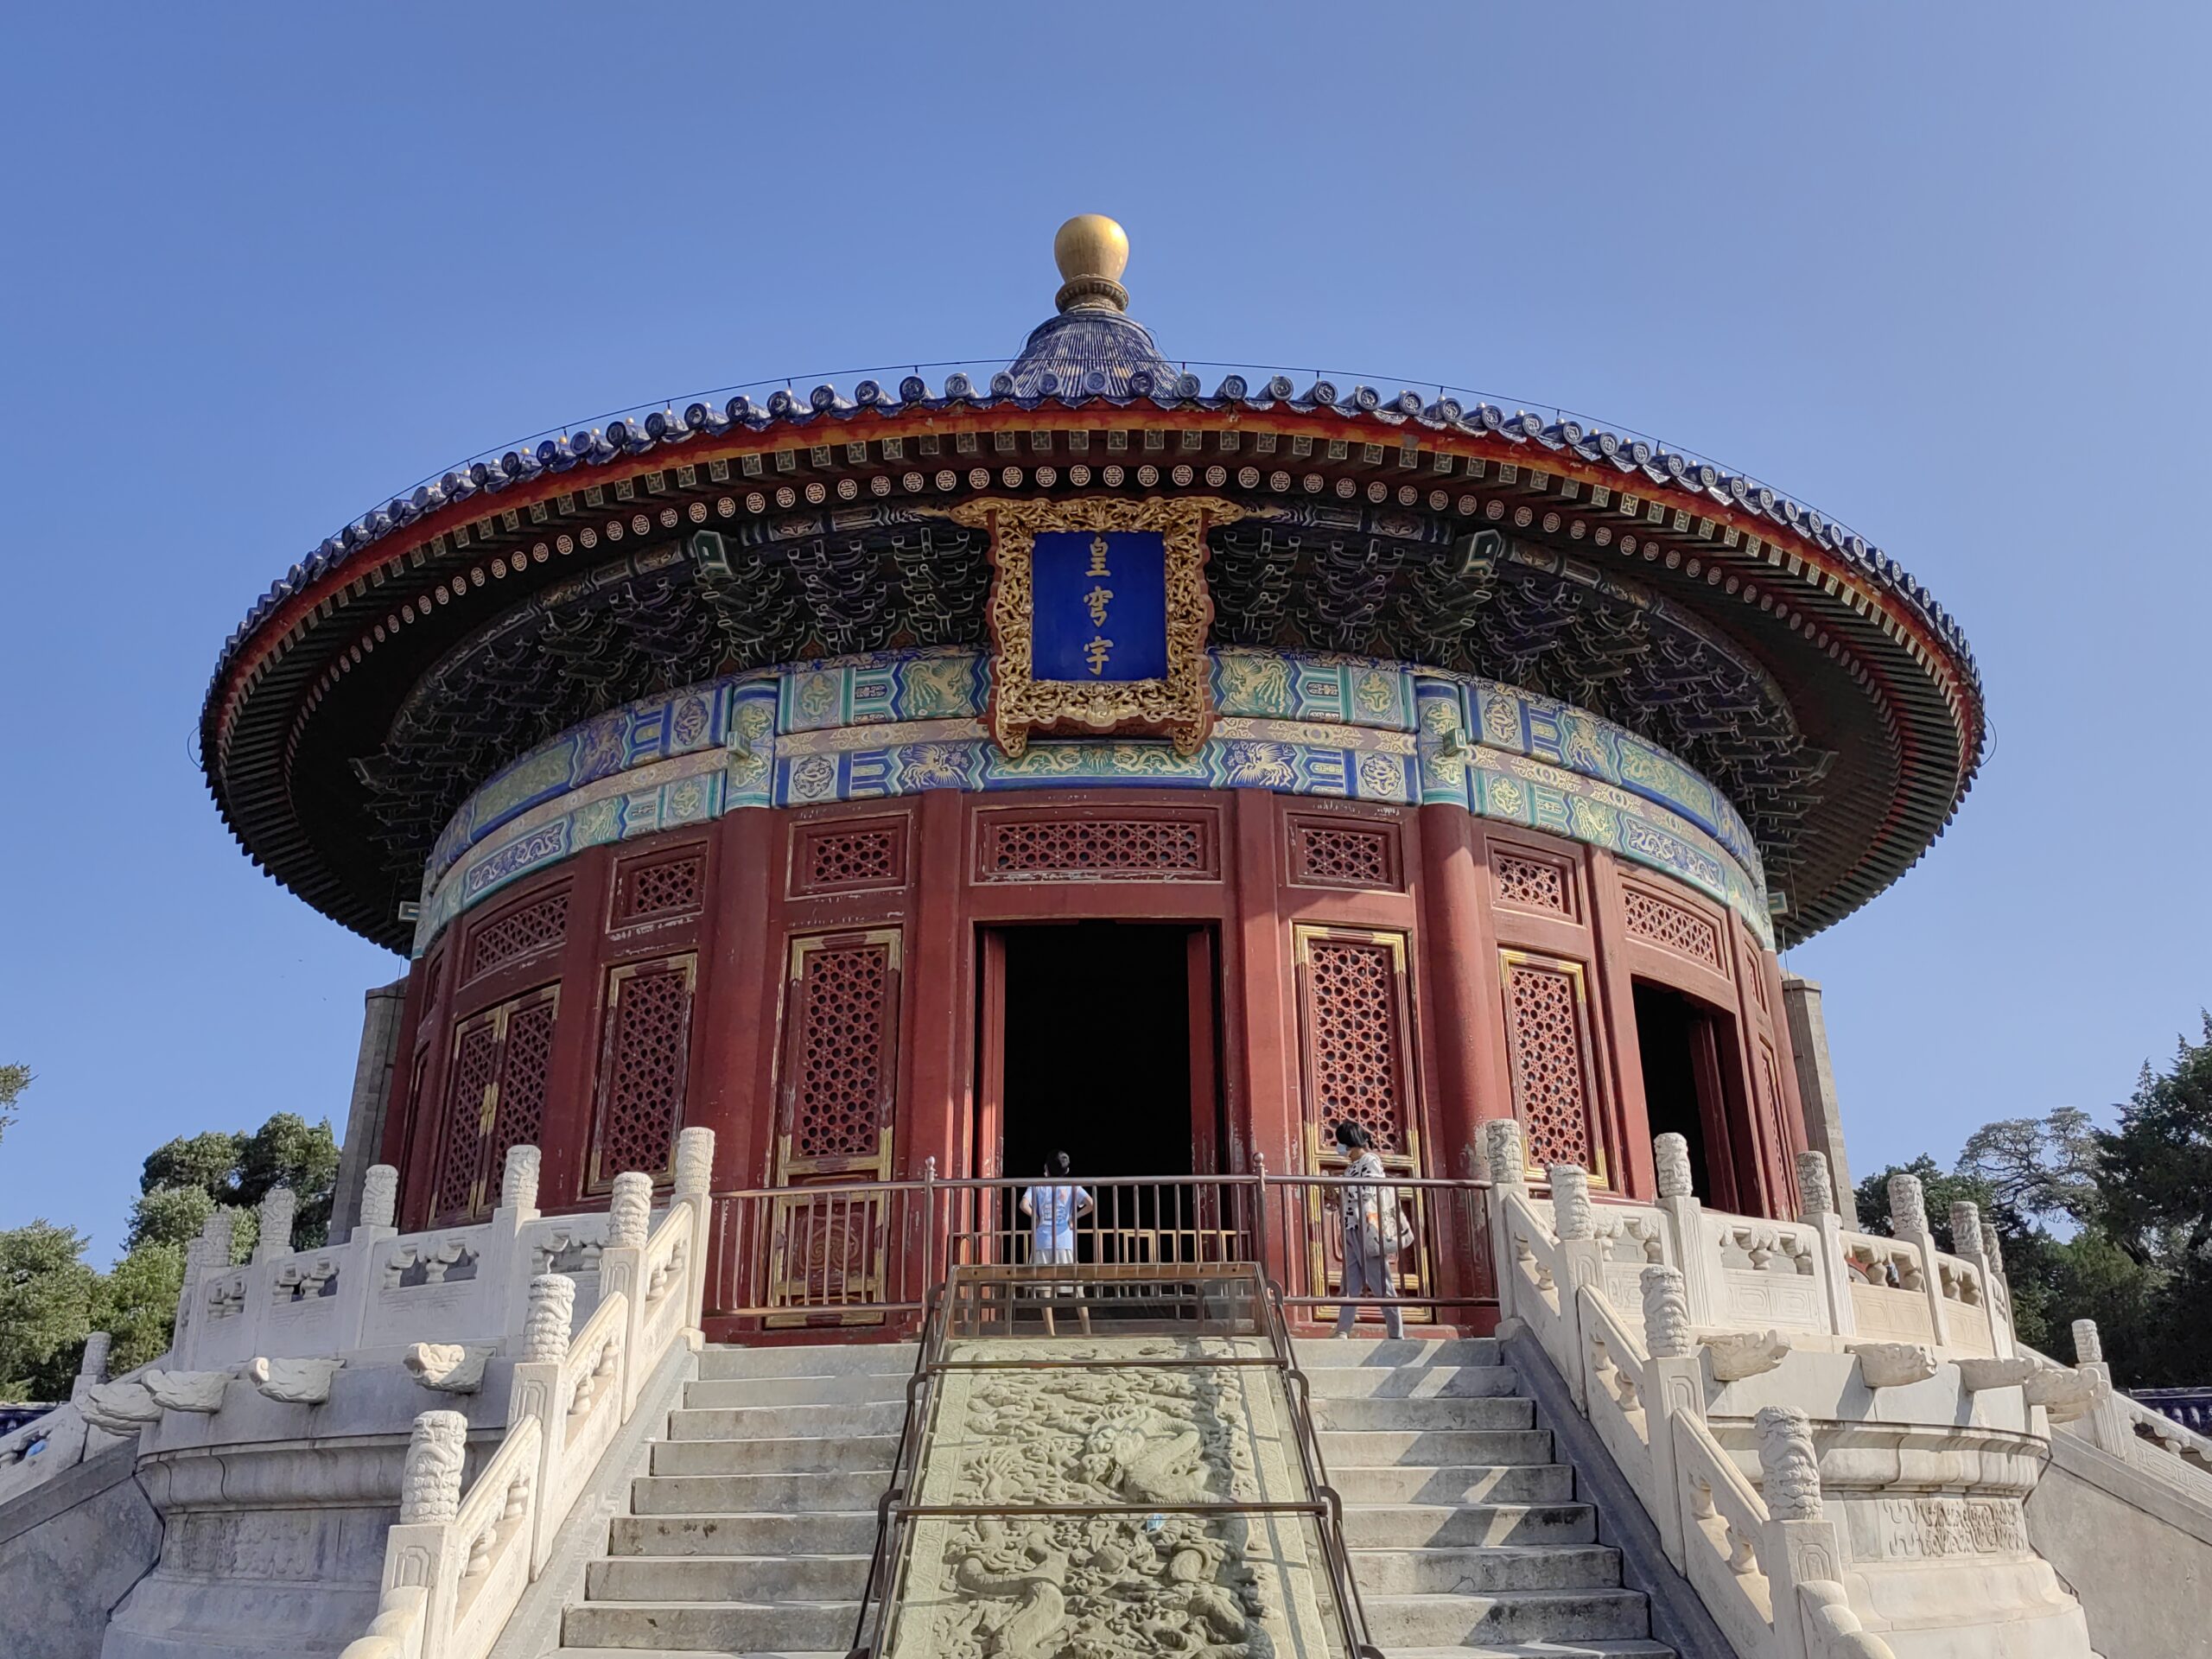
[552,1340,912,1656]
[1298,1335,1673,1658]
[540,1334,1669,1658]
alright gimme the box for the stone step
[1300,1362,1523,1400]
[608,1512,879,1557]
[1331,1462,1575,1507]
[1341,1500,1598,1548]
[585,1554,869,1604]
[695,1344,914,1381]
[664,1401,905,1440]
[1295,1336,1502,1369]
[649,1433,899,1477]
[1317,1427,1554,1466]
[1363,1587,1652,1647]
[562,1599,858,1651]
[1345,1542,1622,1596]
[629,1470,890,1515]
[1387,1643,1675,1658]
[1309,1394,1535,1432]
[682,1371,912,1409]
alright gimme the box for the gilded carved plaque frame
[947,495,1245,758]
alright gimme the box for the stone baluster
[172,1209,236,1365]
[512,1272,576,1573]
[354,1164,398,1240]
[522,1273,575,1365]
[1757,1404,1842,1656]
[1887,1172,1949,1348]
[601,1173,655,1417]
[1797,1150,1853,1340]
[398,1410,467,1525]
[384,1410,469,1652]
[1795,1152,1833,1224]
[1482,1119,1526,1325]
[499,1145,542,1217]
[671,1126,716,1329]
[1545,1164,1605,1412]
[1652,1132,1719,1331]
[79,1332,112,1386]
[253,1186,296,1264]
[1484,1119,1526,1187]
[1639,1263,1702,1573]
[2072,1319,2102,1366]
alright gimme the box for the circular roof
[200,219,1983,953]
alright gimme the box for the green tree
[91,1243,185,1376]
[0,1064,29,1149]
[0,1222,96,1401]
[132,1113,340,1252]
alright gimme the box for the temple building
[200,214,1981,1334]
[23,217,2209,1659]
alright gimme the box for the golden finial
[1052,214,1130,314]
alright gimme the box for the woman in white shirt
[1331,1120,1405,1340]
[1020,1150,1094,1335]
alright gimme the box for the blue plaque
[1030,529,1168,682]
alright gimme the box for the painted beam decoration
[950,497,1242,757]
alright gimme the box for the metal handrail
[707,1168,1499,1329]
[841,1258,1384,1659]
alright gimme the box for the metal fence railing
[705,1165,1495,1332]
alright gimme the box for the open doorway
[1632,981,1740,1207]
[995,922,1200,1180]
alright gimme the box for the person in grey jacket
[1331,1119,1404,1340]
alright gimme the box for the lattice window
[1501,954,1594,1170]
[464,890,569,982]
[1744,930,1770,1012]
[982,818,1210,879]
[1293,822,1396,889]
[1304,936,1407,1154]
[798,824,906,893]
[614,853,703,924]
[419,951,444,1020]
[591,957,696,1185]
[785,937,898,1166]
[1495,851,1568,915]
[488,996,556,1183]
[435,1020,498,1219]
[1622,887,1723,970]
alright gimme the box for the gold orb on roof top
[1052,213,1131,314]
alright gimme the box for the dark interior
[1633,981,1722,1202]
[998,921,1193,1183]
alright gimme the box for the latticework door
[1497,950,1608,1185]
[428,985,559,1224]
[1293,925,1433,1322]
[766,929,901,1323]
[587,953,699,1190]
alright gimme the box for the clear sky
[3,6,2206,1257]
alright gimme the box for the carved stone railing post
[499,1146,542,1219]
[671,1126,716,1332]
[2063,1319,2130,1455]
[1887,1173,1950,1348]
[1640,1264,1702,1571]
[486,1144,544,1348]
[382,1409,467,1656]
[1757,1405,1839,1659]
[1794,1150,1855,1338]
[1948,1199,2012,1356]
[511,1272,575,1573]
[173,1210,236,1367]
[1652,1132,1719,1330]
[600,1172,655,1416]
[253,1186,297,1265]
[1483,1119,1526,1323]
[1548,1164,1605,1411]
[353,1164,398,1240]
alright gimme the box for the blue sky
[3,6,2206,1256]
